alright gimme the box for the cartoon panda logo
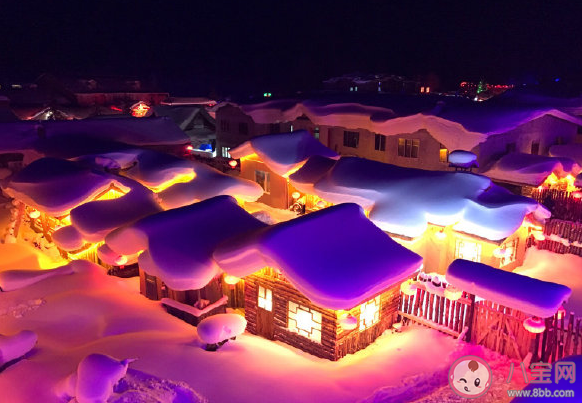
[449,355,493,399]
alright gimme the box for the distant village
[2,72,582,400]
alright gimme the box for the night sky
[2,1,582,96]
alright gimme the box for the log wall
[245,268,403,361]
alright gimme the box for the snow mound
[0,264,75,292]
[290,156,547,240]
[122,149,195,191]
[214,203,423,310]
[550,144,582,166]
[230,130,339,176]
[446,259,571,318]
[105,196,267,290]
[59,353,134,403]
[197,313,247,344]
[0,330,37,367]
[448,150,478,168]
[52,225,85,251]
[483,152,579,186]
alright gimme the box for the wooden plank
[439,296,445,326]
[541,318,550,362]
[564,313,574,357]
[398,312,461,338]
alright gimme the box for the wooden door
[145,273,158,300]
[256,285,274,339]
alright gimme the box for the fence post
[465,293,476,342]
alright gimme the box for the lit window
[288,301,322,343]
[290,124,294,132]
[455,239,482,262]
[439,143,449,163]
[221,147,231,158]
[398,138,419,158]
[343,131,359,148]
[374,134,386,151]
[426,87,430,93]
[499,239,518,268]
[255,170,270,193]
[420,86,425,93]
[354,86,358,92]
[359,296,381,331]
[314,127,320,140]
[350,87,354,92]
[258,285,272,311]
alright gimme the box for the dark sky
[2,1,582,95]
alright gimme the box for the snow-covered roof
[220,97,582,151]
[289,156,549,240]
[446,259,571,318]
[105,196,268,290]
[483,153,580,186]
[214,203,423,310]
[2,158,129,217]
[82,148,264,206]
[229,130,339,176]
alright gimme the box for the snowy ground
[0,256,529,402]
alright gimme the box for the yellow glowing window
[359,296,381,331]
[499,238,518,268]
[288,301,322,343]
[258,285,272,311]
[455,239,482,262]
[439,143,448,163]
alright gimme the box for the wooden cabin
[214,203,423,360]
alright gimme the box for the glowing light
[541,173,578,192]
[435,230,446,240]
[228,160,238,168]
[573,191,582,199]
[557,306,567,320]
[69,242,102,261]
[316,200,326,208]
[224,275,240,285]
[493,247,512,259]
[523,317,546,334]
[130,102,150,118]
[258,285,272,311]
[185,145,194,152]
[28,209,40,219]
[114,255,128,266]
[150,171,196,192]
[359,296,381,331]
[444,285,462,301]
[292,191,301,199]
[400,280,417,296]
[288,301,322,343]
[338,313,358,331]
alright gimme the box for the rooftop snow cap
[2,157,128,217]
[214,203,423,310]
[483,152,580,187]
[104,196,267,291]
[229,130,339,176]
[289,156,549,240]
[446,259,571,318]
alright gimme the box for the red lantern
[523,317,546,334]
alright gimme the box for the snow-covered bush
[0,330,37,367]
[198,313,246,350]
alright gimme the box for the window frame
[254,170,270,194]
[343,131,359,148]
[374,134,386,151]
[397,138,420,158]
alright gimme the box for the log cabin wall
[335,282,402,359]
[244,268,406,361]
[244,268,337,360]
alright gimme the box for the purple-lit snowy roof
[446,259,571,318]
[214,203,423,310]
[290,156,549,240]
[2,158,127,217]
[105,196,267,290]
[229,130,339,176]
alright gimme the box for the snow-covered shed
[482,152,580,192]
[214,203,423,360]
[104,196,268,324]
[229,130,339,209]
[446,259,571,319]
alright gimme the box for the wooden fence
[399,285,582,363]
[531,188,582,222]
[536,219,582,257]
